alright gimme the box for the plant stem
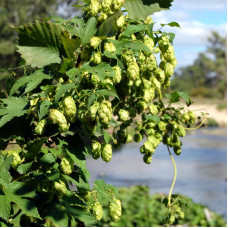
[167,146,177,207]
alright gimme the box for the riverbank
[171,98,227,127]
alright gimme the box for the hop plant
[34,119,47,135]
[60,157,74,175]
[91,141,102,159]
[101,143,112,162]
[49,109,70,132]
[90,36,101,49]
[91,201,103,221]
[54,180,67,197]
[109,198,122,222]
[62,96,76,123]
[7,151,23,169]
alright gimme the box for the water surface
[86,127,227,218]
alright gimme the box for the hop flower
[116,15,125,28]
[109,199,122,222]
[91,52,102,64]
[60,157,74,175]
[54,180,67,196]
[90,36,101,49]
[92,201,103,221]
[118,109,129,122]
[101,143,112,162]
[104,42,116,52]
[49,109,70,132]
[34,119,47,135]
[62,96,76,123]
[143,154,152,164]
[91,141,102,159]
[7,151,23,169]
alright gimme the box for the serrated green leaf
[66,68,81,79]
[10,70,52,96]
[38,100,51,121]
[0,97,28,128]
[161,22,181,28]
[39,153,56,164]
[45,202,68,227]
[10,77,31,96]
[46,171,60,181]
[7,182,37,198]
[121,24,149,37]
[81,62,115,81]
[55,83,75,102]
[24,71,52,94]
[17,162,33,174]
[103,51,117,59]
[81,17,97,44]
[103,130,110,143]
[124,0,173,19]
[145,115,160,124]
[0,194,10,221]
[96,89,119,99]
[0,155,13,187]
[16,21,63,68]
[112,40,152,54]
[59,31,80,59]
[4,190,41,219]
[97,11,121,37]
[25,138,47,160]
[87,93,97,108]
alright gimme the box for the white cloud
[173,0,227,11]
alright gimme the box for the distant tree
[0,0,81,68]
[170,32,227,99]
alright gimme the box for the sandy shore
[171,101,227,127]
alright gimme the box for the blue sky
[152,0,227,67]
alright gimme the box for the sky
[152,0,227,68]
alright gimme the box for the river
[86,127,227,219]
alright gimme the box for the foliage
[0,0,206,226]
[170,32,227,99]
[98,186,226,227]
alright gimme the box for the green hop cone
[62,96,76,123]
[91,52,102,64]
[104,42,116,52]
[89,102,100,120]
[91,73,100,85]
[113,65,122,84]
[7,151,23,169]
[109,199,122,222]
[133,133,143,143]
[155,68,165,83]
[188,111,196,124]
[90,36,101,49]
[177,125,186,137]
[144,16,153,24]
[126,134,133,143]
[143,154,152,164]
[34,119,47,135]
[142,140,155,154]
[137,101,147,113]
[118,109,129,122]
[54,180,67,197]
[98,12,108,22]
[49,109,70,132]
[89,0,100,15]
[144,36,154,52]
[174,146,181,155]
[60,157,74,175]
[169,214,175,224]
[164,63,174,77]
[143,88,155,103]
[116,15,125,28]
[92,201,103,221]
[148,104,158,115]
[101,143,112,162]
[91,141,101,159]
[158,121,166,132]
[127,61,139,80]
